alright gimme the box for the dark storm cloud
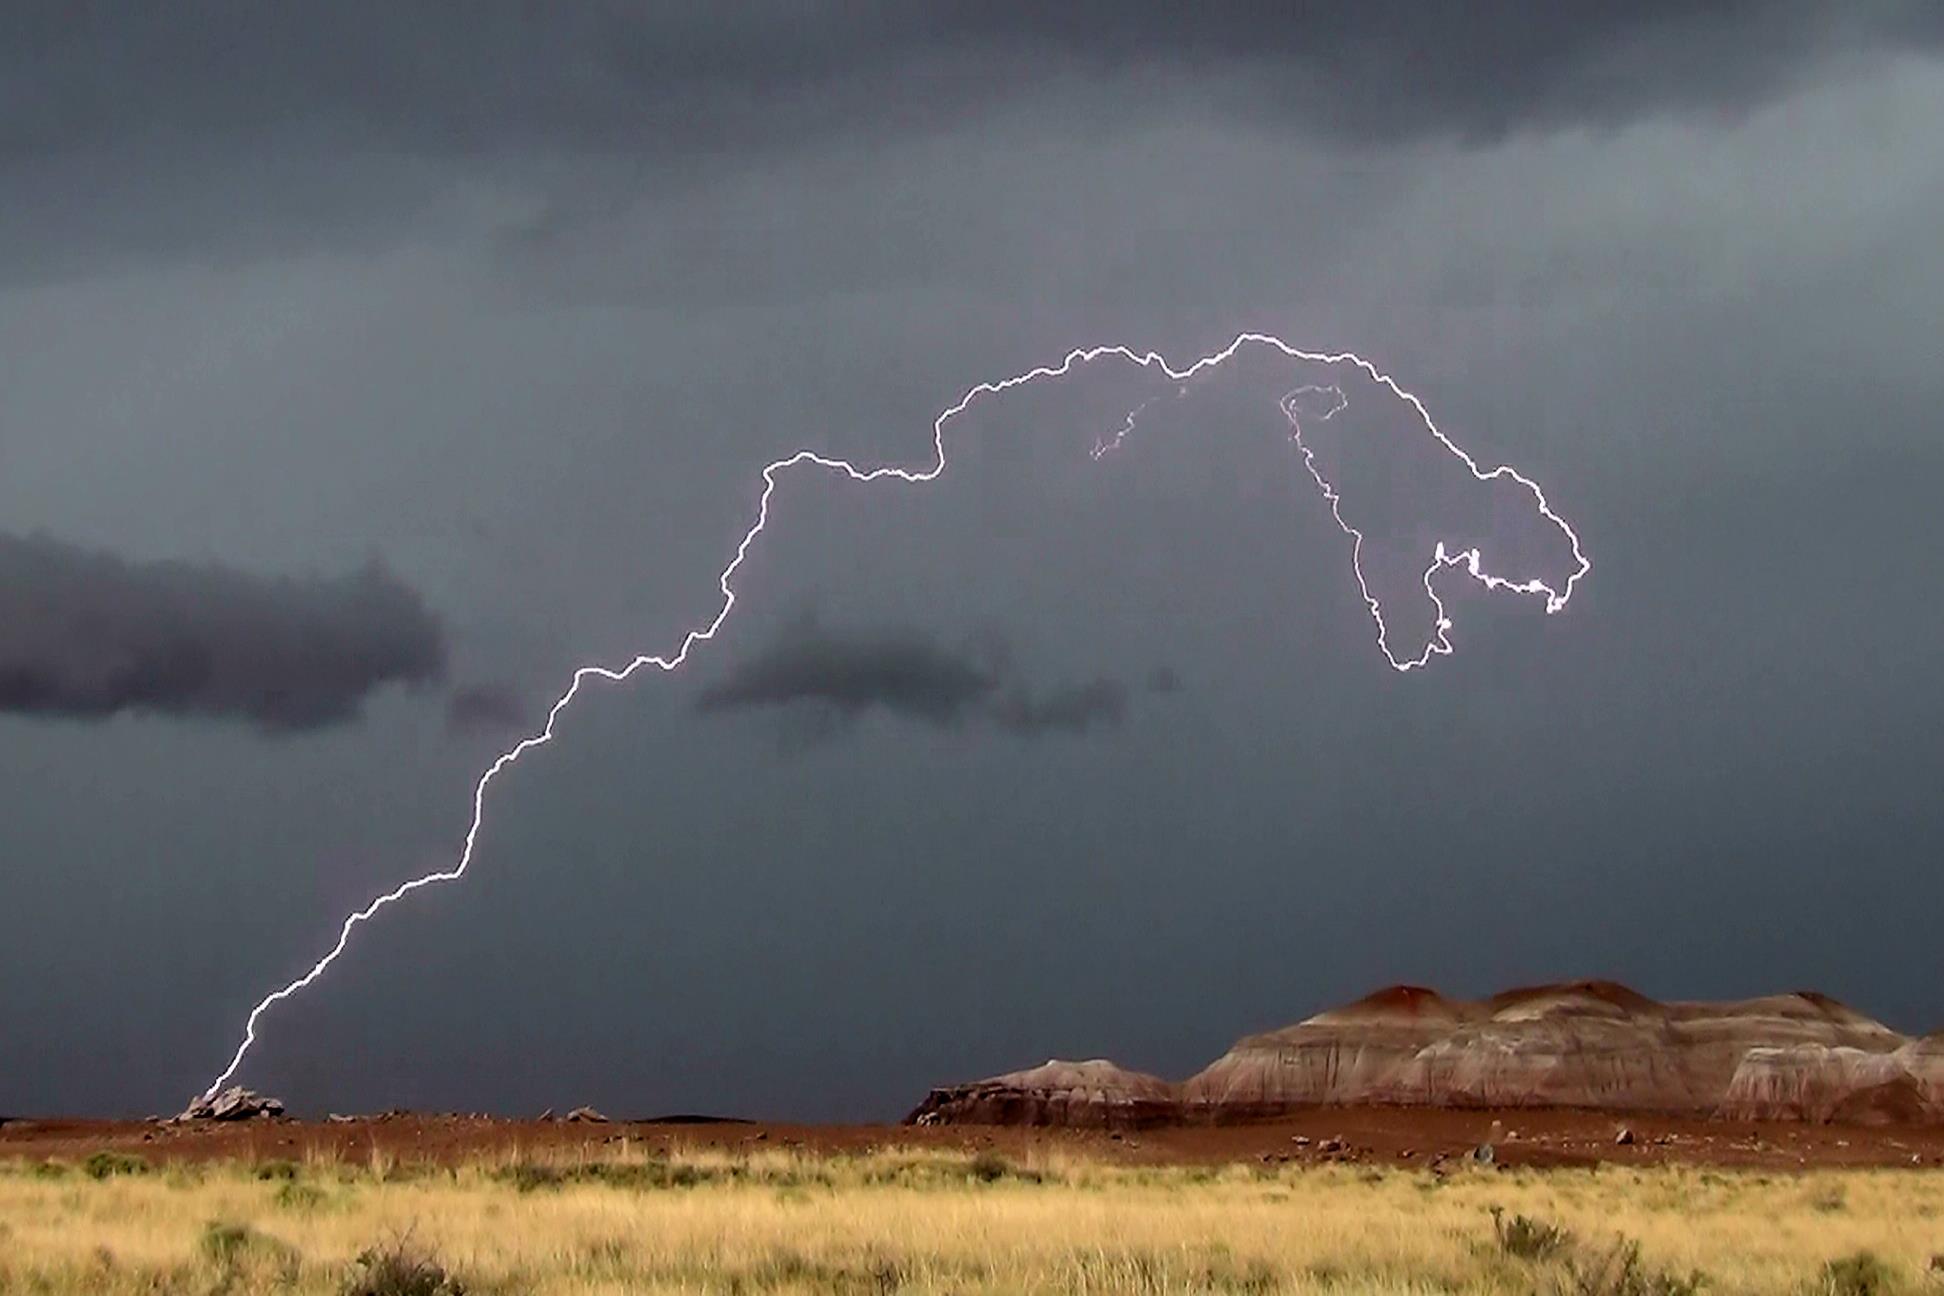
[697,617,1143,739]
[446,683,529,736]
[7,3,1935,157]
[3,3,1937,277]
[0,532,446,732]
[698,620,997,729]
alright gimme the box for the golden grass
[2,1144,1941,1294]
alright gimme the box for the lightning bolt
[201,332,1589,1098]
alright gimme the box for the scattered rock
[536,1108,555,1122]
[174,1087,285,1123]
[1471,1142,1496,1165]
[326,1114,357,1124]
[1614,1126,1637,1146]
[565,1106,609,1123]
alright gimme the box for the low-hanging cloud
[697,620,995,728]
[696,616,1154,740]
[0,531,447,732]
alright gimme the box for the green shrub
[1818,1251,1900,1296]
[1490,1205,1571,1261]
[503,1162,567,1192]
[343,1237,464,1296]
[965,1151,1041,1184]
[82,1151,149,1180]
[199,1221,258,1267]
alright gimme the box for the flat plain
[5,1116,1944,1294]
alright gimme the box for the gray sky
[3,4,1942,1119]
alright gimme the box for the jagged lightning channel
[201,332,1589,1097]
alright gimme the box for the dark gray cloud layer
[0,532,445,731]
[7,3,1935,159]
[3,2,1938,280]
[698,618,1138,740]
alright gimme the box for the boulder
[174,1086,285,1123]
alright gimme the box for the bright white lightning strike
[202,332,1589,1098]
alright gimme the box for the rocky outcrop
[1716,1047,1920,1124]
[908,982,1942,1128]
[174,1086,285,1122]
[906,1059,1178,1129]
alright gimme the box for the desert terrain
[8,1106,1944,1173]
[10,981,1944,1292]
[4,1133,1943,1294]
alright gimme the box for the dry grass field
[4,1143,1942,1294]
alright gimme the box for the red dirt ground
[7,1110,1944,1171]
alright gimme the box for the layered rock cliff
[906,982,1941,1127]
[906,1059,1177,1129]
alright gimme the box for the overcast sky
[4,4,1942,1119]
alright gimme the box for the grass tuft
[344,1234,464,1296]
[1817,1250,1902,1296]
[81,1151,148,1180]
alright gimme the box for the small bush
[969,1150,1012,1183]
[1565,1237,1707,1296]
[344,1237,464,1296]
[200,1221,258,1267]
[503,1162,566,1193]
[82,1151,148,1180]
[275,1180,328,1212]
[1809,1184,1849,1214]
[1490,1206,1571,1261]
[1818,1250,1900,1296]
[496,1158,724,1193]
[965,1151,1041,1184]
[254,1159,300,1181]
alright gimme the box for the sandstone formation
[906,1058,1178,1129]
[906,982,1942,1127]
